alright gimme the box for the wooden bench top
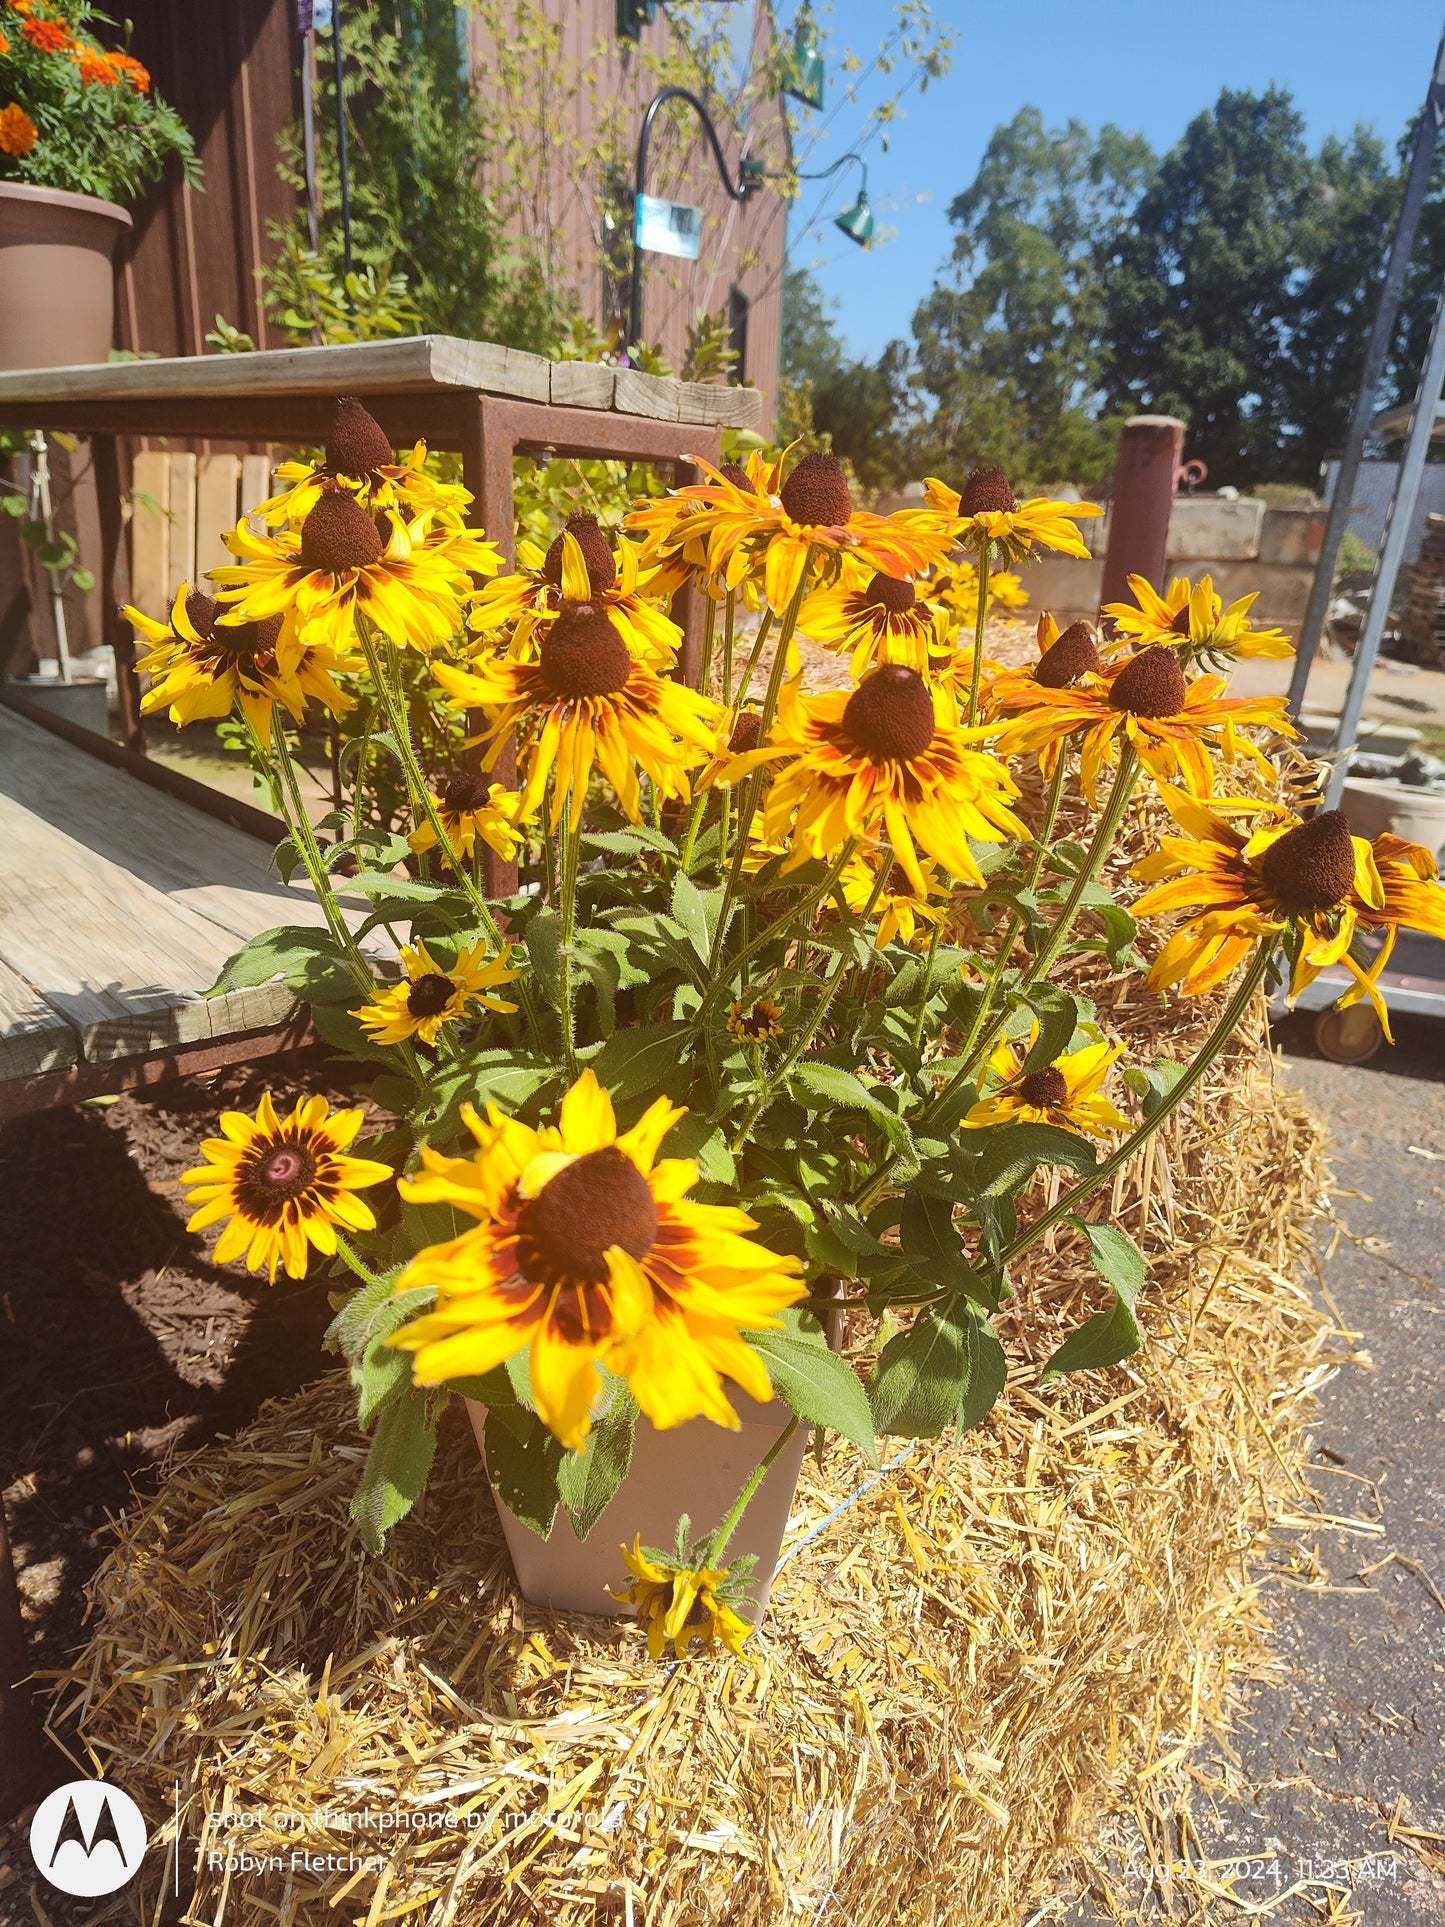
[0,334,763,430]
[0,705,387,1082]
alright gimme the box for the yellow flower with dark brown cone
[388,1070,805,1449]
[210,482,478,654]
[727,995,785,1041]
[181,1092,392,1283]
[964,1030,1130,1135]
[742,665,1028,892]
[127,583,354,746]
[919,467,1101,563]
[798,562,947,677]
[839,849,949,949]
[468,514,682,669]
[995,646,1293,803]
[431,600,719,832]
[615,1538,754,1660]
[1103,572,1292,665]
[632,450,954,609]
[352,939,519,1047]
[1128,787,1445,1039]
[407,770,523,869]
[985,612,1105,727]
[253,397,476,531]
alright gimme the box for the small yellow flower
[181,1093,392,1283]
[727,995,785,1041]
[468,514,682,670]
[352,940,519,1047]
[615,1537,754,1661]
[965,1030,1131,1135]
[798,560,947,678]
[407,771,523,870]
[918,468,1101,563]
[1103,572,1292,665]
[253,398,476,531]
[840,851,949,949]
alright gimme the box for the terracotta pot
[0,182,132,372]
[466,1392,810,1623]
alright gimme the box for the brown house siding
[116,0,298,361]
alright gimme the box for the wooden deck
[0,705,385,1106]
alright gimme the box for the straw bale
[43,768,1340,1927]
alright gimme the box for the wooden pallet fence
[130,451,272,615]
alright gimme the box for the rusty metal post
[0,1499,46,1822]
[1097,415,1185,623]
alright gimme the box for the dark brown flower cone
[1018,1065,1067,1108]
[779,451,852,529]
[299,484,385,573]
[1258,810,1357,911]
[864,572,915,614]
[326,398,393,477]
[539,602,631,698]
[542,511,617,595]
[516,1145,658,1284]
[958,466,1016,517]
[842,664,935,762]
[1035,619,1101,688]
[1108,647,1186,718]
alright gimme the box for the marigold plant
[155,400,1445,1641]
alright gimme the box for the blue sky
[787,0,1445,361]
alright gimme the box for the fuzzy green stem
[1001,941,1273,1265]
[334,1233,383,1288]
[697,592,718,695]
[256,719,371,993]
[721,589,737,705]
[558,809,582,1079]
[355,618,537,1029]
[678,791,708,875]
[732,608,774,712]
[909,914,945,1055]
[704,1415,800,1566]
[731,854,892,1154]
[965,537,991,728]
[708,558,815,977]
[695,839,858,1035]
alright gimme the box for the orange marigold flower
[21,17,70,51]
[106,49,149,92]
[0,101,37,155]
[75,47,119,84]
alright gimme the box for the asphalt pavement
[1065,1009,1445,1925]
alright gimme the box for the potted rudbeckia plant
[133,402,1445,1655]
[0,0,197,369]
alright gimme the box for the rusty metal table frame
[0,379,723,1820]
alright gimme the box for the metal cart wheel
[1314,1004,1385,1064]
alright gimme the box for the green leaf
[1040,1218,1145,1382]
[671,872,718,965]
[900,1192,994,1305]
[357,1333,413,1426]
[790,1063,918,1174]
[556,1389,638,1539]
[482,1406,564,1538]
[526,907,562,1009]
[1018,986,1080,1077]
[582,825,677,856]
[867,1307,973,1439]
[748,1320,878,1462]
[323,1270,411,1362]
[346,869,460,902]
[973,1123,1098,1198]
[590,1021,694,1103]
[956,1300,1008,1431]
[350,1390,437,1553]
[207,926,356,1004]
[309,999,407,1068]
[1122,1058,1186,1118]
[662,1106,736,1183]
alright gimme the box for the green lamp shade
[834,191,874,247]
[786,17,825,109]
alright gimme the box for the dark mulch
[0,1053,366,1683]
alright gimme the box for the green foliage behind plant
[0,0,197,203]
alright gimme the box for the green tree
[779,268,913,491]
[910,105,1151,488]
[1100,88,1318,487]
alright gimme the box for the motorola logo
[28,1780,148,1897]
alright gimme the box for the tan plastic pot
[466,1392,809,1623]
[0,181,131,371]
